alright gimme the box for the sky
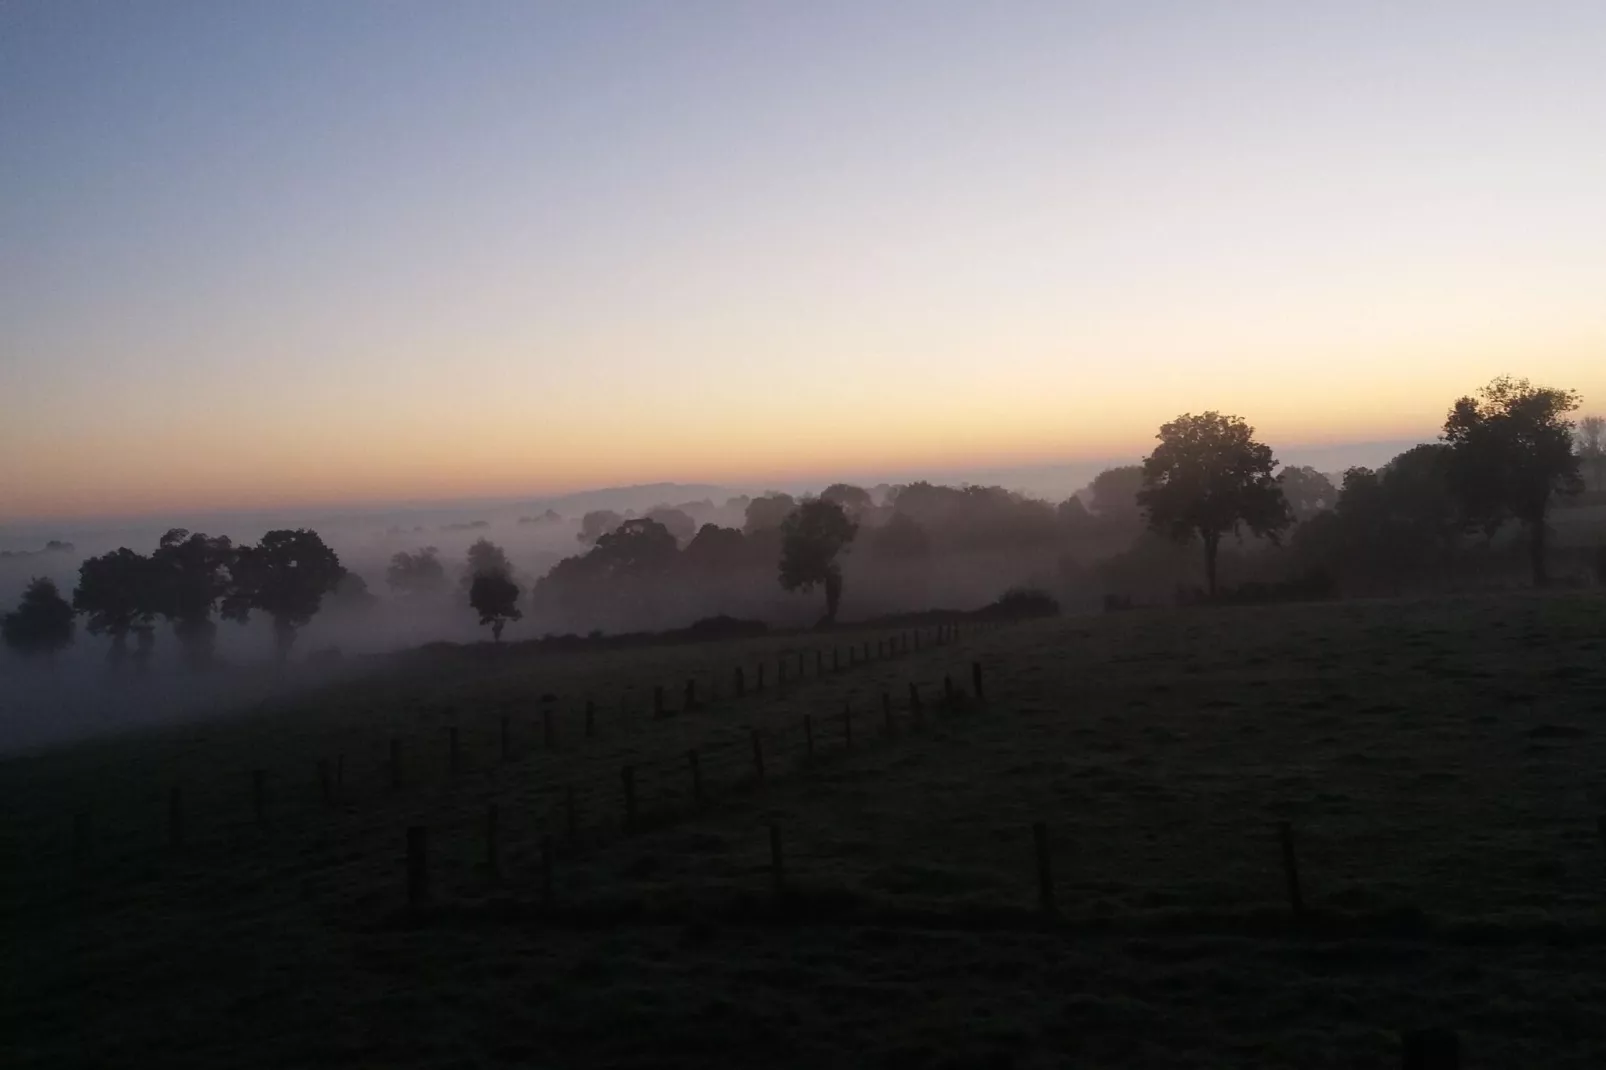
[3,1,1604,521]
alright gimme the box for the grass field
[6,596,1606,1067]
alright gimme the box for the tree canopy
[3,578,75,660]
[386,547,446,595]
[778,498,858,624]
[1443,376,1582,584]
[1139,412,1290,596]
[151,529,234,669]
[72,548,157,670]
[223,529,345,660]
[469,571,522,641]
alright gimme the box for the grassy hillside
[6,596,1606,1067]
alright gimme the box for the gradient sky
[3,2,1603,521]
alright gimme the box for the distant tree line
[5,376,1594,660]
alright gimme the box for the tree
[386,547,446,595]
[778,498,858,624]
[469,571,522,641]
[3,578,75,661]
[743,493,796,535]
[1277,466,1338,522]
[1138,412,1290,597]
[72,548,157,670]
[223,530,345,662]
[577,510,623,545]
[682,524,748,571]
[462,538,513,588]
[644,506,696,544]
[150,529,234,670]
[870,512,931,561]
[1577,414,1605,490]
[820,483,874,518]
[1087,466,1147,528]
[1443,376,1583,585]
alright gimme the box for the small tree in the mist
[644,505,696,544]
[1443,376,1582,586]
[223,529,345,662]
[1276,466,1338,523]
[151,529,234,670]
[3,578,76,662]
[72,548,158,671]
[1576,414,1605,490]
[778,498,858,625]
[386,547,446,595]
[1088,466,1147,524]
[1139,412,1290,597]
[820,483,874,519]
[462,538,513,585]
[469,571,522,641]
[577,510,623,545]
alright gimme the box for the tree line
[4,376,1593,661]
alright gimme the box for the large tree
[462,538,514,589]
[1276,466,1338,522]
[778,498,858,624]
[1088,466,1147,524]
[469,571,522,641]
[223,529,345,661]
[73,548,157,671]
[1443,377,1582,585]
[3,578,75,661]
[743,493,797,535]
[151,529,234,670]
[1576,414,1605,490]
[1138,412,1290,597]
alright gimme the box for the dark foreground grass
[6,594,1606,1066]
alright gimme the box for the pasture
[6,596,1606,1067]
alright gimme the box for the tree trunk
[107,631,128,672]
[1529,515,1549,588]
[492,619,505,642]
[272,617,296,664]
[1202,532,1221,599]
[823,570,842,625]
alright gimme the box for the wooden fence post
[1401,1028,1460,1069]
[319,759,332,804]
[407,825,428,907]
[804,714,814,757]
[335,754,344,801]
[862,641,869,662]
[688,750,703,809]
[1033,821,1055,915]
[500,715,511,762]
[448,726,460,776]
[843,702,853,749]
[389,738,402,790]
[168,785,183,848]
[943,675,955,703]
[543,707,555,747]
[585,699,595,740]
[908,682,922,721]
[972,661,985,702]
[1278,821,1304,917]
[751,729,766,781]
[654,685,665,719]
[882,691,894,736]
[778,659,787,687]
[757,663,766,691]
[685,678,696,711]
[622,766,638,833]
[540,835,554,907]
[770,822,786,898]
[833,648,841,672]
[252,769,266,824]
[485,803,501,880]
[566,784,578,847]
[815,650,823,676]
[735,666,745,697]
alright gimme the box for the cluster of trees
[7,377,1593,661]
[3,529,345,665]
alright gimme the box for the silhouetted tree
[1277,466,1338,522]
[1088,466,1146,524]
[682,524,748,570]
[469,571,522,641]
[577,510,624,545]
[1577,414,1605,490]
[821,483,874,519]
[1056,495,1093,531]
[779,499,858,624]
[223,530,344,662]
[386,547,446,595]
[744,493,797,535]
[327,571,378,614]
[1139,412,1290,597]
[645,505,696,544]
[462,538,513,588]
[72,548,157,671]
[3,578,75,661]
[1443,376,1583,586]
[151,529,234,670]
